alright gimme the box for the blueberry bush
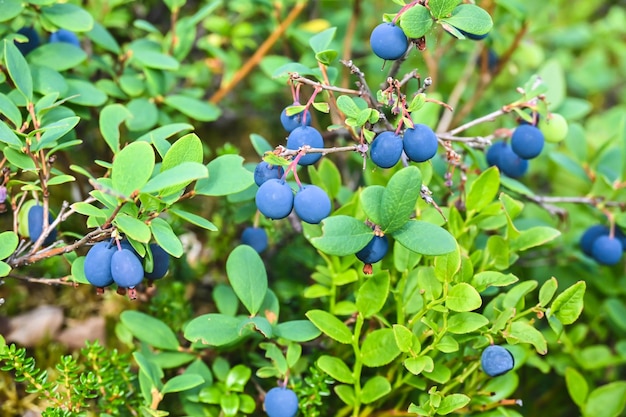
[1,1,626,416]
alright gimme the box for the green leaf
[361,329,401,367]
[471,271,518,293]
[65,79,107,106]
[125,98,158,131]
[226,245,268,316]
[506,321,547,354]
[399,4,433,38]
[274,320,321,342]
[565,367,588,408]
[437,394,471,415]
[447,312,489,334]
[131,42,180,70]
[404,356,434,376]
[99,104,130,154]
[336,95,361,118]
[195,155,255,196]
[361,376,391,404]
[111,141,155,198]
[225,364,252,392]
[114,214,151,243]
[71,202,106,219]
[86,21,120,54]
[511,226,561,251]
[184,314,245,346]
[538,59,566,110]
[121,311,180,350]
[442,4,493,36]
[161,374,204,395]
[0,262,12,278]
[4,40,33,101]
[583,382,626,417]
[380,166,422,233]
[309,27,336,54]
[539,277,558,307]
[549,281,585,325]
[392,324,414,353]
[317,356,354,384]
[0,93,22,128]
[502,280,538,309]
[0,120,22,147]
[0,231,19,260]
[32,116,80,151]
[41,3,94,31]
[27,43,87,71]
[392,220,456,255]
[164,95,221,122]
[150,217,184,257]
[162,133,203,168]
[429,0,459,18]
[306,310,352,344]
[310,215,374,256]
[466,167,499,212]
[142,162,208,195]
[434,245,461,282]
[134,351,164,390]
[445,283,482,312]
[169,208,217,231]
[360,185,385,226]
[356,272,390,318]
[0,0,22,22]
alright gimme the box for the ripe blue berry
[254,161,284,187]
[370,22,408,61]
[280,105,312,132]
[591,236,623,266]
[28,205,57,246]
[370,131,403,168]
[15,27,40,55]
[294,185,332,224]
[403,124,439,162]
[286,126,324,166]
[84,241,116,288]
[255,179,294,220]
[49,29,80,47]
[356,235,389,264]
[498,144,528,178]
[486,142,508,167]
[511,124,545,159]
[481,345,514,377]
[241,227,268,253]
[580,225,609,256]
[264,387,299,417]
[145,243,170,280]
[111,249,144,289]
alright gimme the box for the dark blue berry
[241,227,268,253]
[111,249,144,288]
[254,161,284,187]
[498,144,528,178]
[84,241,115,288]
[49,29,80,47]
[280,105,312,132]
[286,126,324,166]
[255,179,294,220]
[264,387,299,417]
[481,345,514,377]
[511,124,544,159]
[28,205,57,246]
[294,185,332,224]
[486,142,508,167]
[591,236,623,265]
[356,235,389,264]
[580,225,609,256]
[403,124,439,162]
[145,243,170,280]
[370,131,403,168]
[370,23,408,61]
[15,27,40,55]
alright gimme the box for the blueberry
[370,131,403,168]
[403,124,439,162]
[356,235,389,264]
[28,205,57,246]
[15,27,40,55]
[111,249,144,289]
[255,179,294,220]
[497,144,528,178]
[254,161,284,187]
[294,185,332,224]
[369,22,409,61]
[145,243,170,280]
[511,124,544,159]
[49,29,80,47]
[481,345,514,377]
[264,387,299,417]
[280,105,312,132]
[579,225,609,257]
[485,142,508,167]
[286,126,324,166]
[241,227,268,253]
[84,241,116,288]
[591,236,623,266]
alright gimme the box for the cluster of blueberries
[580,225,626,266]
[83,240,170,298]
[370,124,439,169]
[486,120,545,178]
[15,27,80,55]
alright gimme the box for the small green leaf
[336,95,361,118]
[506,321,547,354]
[226,245,268,316]
[0,231,19,260]
[0,263,10,278]
[87,21,120,54]
[392,220,456,255]
[121,311,180,350]
[0,93,22,128]
[360,186,385,226]
[66,79,107,106]
[161,374,204,395]
[539,277,558,307]
[274,320,321,342]
[565,367,588,408]
[27,43,87,71]
[150,217,184,257]
[437,394,471,415]
[131,41,179,70]
[114,214,151,243]
[549,281,585,325]
[306,310,352,344]
[466,167,500,212]
[502,280,538,309]
[0,0,22,22]
[184,314,245,346]
[361,376,391,404]
[32,116,80,151]
[310,215,374,256]
[111,141,155,198]
[317,356,354,384]
[169,208,217,231]
[4,40,33,101]
[0,120,22,147]
[583,382,626,417]
[142,162,208,195]
[445,283,482,312]
[429,0,459,18]
[309,27,336,53]
[195,155,255,196]
[99,104,131,153]
[361,329,401,367]
[442,4,493,36]
[392,324,414,353]
[164,95,221,122]
[447,312,489,334]
[471,271,518,293]
[225,364,252,392]
[125,98,158,131]
[399,4,433,38]
[356,272,390,318]
[380,166,422,233]
[41,3,94,31]
[511,226,561,251]
[404,356,434,376]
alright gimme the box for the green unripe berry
[538,113,568,143]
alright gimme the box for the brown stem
[290,74,362,96]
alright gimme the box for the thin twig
[289,74,363,96]
[5,274,77,286]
